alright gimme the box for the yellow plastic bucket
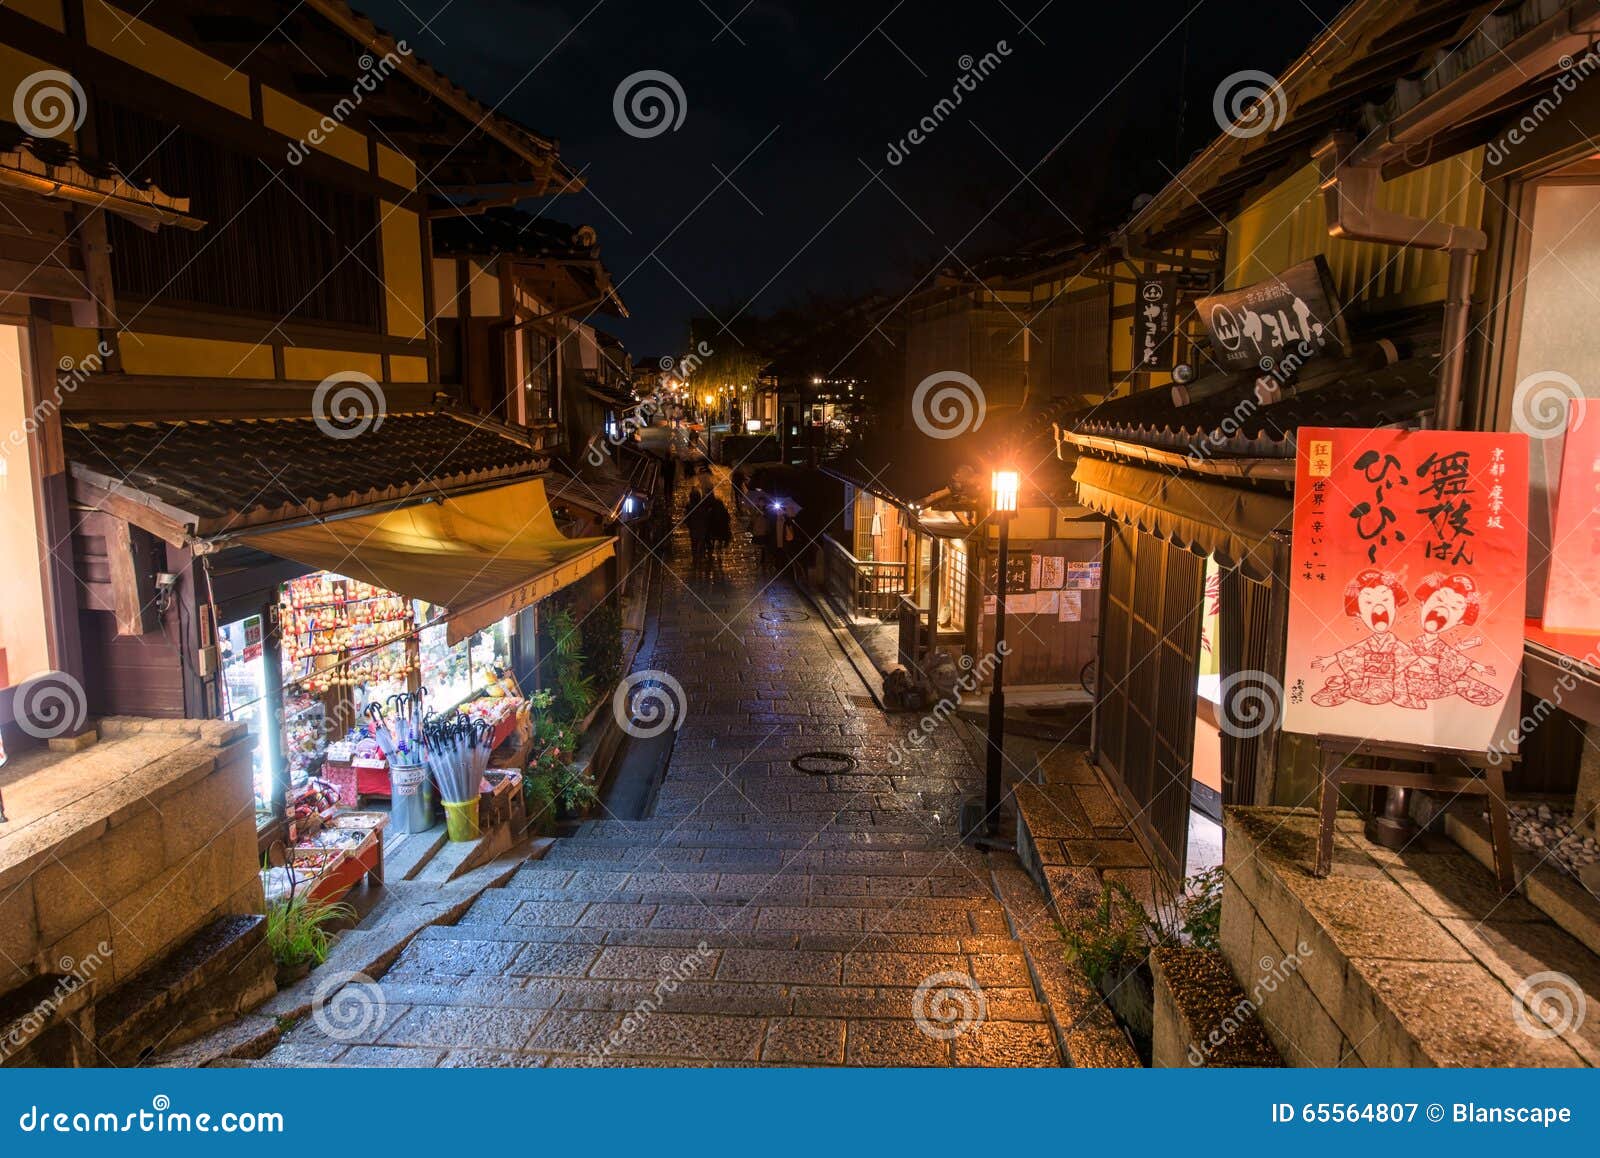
[442,798,481,842]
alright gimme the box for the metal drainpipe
[1313,132,1489,431]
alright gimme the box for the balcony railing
[823,535,907,619]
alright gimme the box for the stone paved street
[262,468,1063,1067]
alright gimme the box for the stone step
[519,851,987,877]
[387,936,1031,984]
[456,896,1012,937]
[365,974,1049,1025]
[575,822,958,848]
[471,885,999,913]
[495,879,994,905]
[574,816,947,836]
[416,922,1026,956]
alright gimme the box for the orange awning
[247,478,614,644]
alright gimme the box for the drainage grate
[792,750,858,775]
[759,609,809,622]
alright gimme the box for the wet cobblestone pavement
[265,468,1062,1067]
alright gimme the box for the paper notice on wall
[1037,591,1060,616]
[1010,593,1039,614]
[1066,561,1102,589]
[1058,590,1082,621]
[983,595,997,616]
[1029,555,1042,589]
[1039,556,1066,590]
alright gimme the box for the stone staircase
[341,816,1063,1066]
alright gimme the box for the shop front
[64,409,615,857]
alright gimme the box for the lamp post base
[959,796,1016,851]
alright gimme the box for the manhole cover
[792,750,858,775]
[760,609,809,622]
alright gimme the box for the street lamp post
[984,470,1019,839]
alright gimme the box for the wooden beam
[108,519,161,636]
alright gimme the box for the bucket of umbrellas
[423,714,495,841]
[365,691,495,842]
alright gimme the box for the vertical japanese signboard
[1134,274,1177,370]
[1282,427,1529,752]
[1542,399,1600,632]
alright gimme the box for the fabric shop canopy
[1072,455,1290,582]
[247,478,614,645]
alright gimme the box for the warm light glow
[703,394,714,405]
[991,470,1019,514]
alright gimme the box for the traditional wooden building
[0,0,606,1062]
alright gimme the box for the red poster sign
[1282,427,1528,752]
[1542,399,1600,634]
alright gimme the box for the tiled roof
[66,410,548,538]
[1057,357,1437,462]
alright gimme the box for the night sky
[359,0,1348,356]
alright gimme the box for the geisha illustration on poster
[1282,427,1529,753]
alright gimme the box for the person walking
[705,490,732,566]
[685,484,709,573]
[750,502,773,573]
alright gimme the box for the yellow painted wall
[261,87,368,169]
[52,326,100,369]
[1226,152,1485,308]
[431,258,459,319]
[390,354,431,383]
[85,2,250,116]
[283,347,384,383]
[1109,277,1134,396]
[376,145,415,190]
[380,204,427,338]
[10,0,63,31]
[0,44,77,145]
[116,332,275,378]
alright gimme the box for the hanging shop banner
[1282,426,1529,752]
[1542,398,1600,633]
[1197,256,1348,374]
[1133,273,1177,370]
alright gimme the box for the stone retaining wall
[0,718,265,1010]
[1221,806,1590,1067]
